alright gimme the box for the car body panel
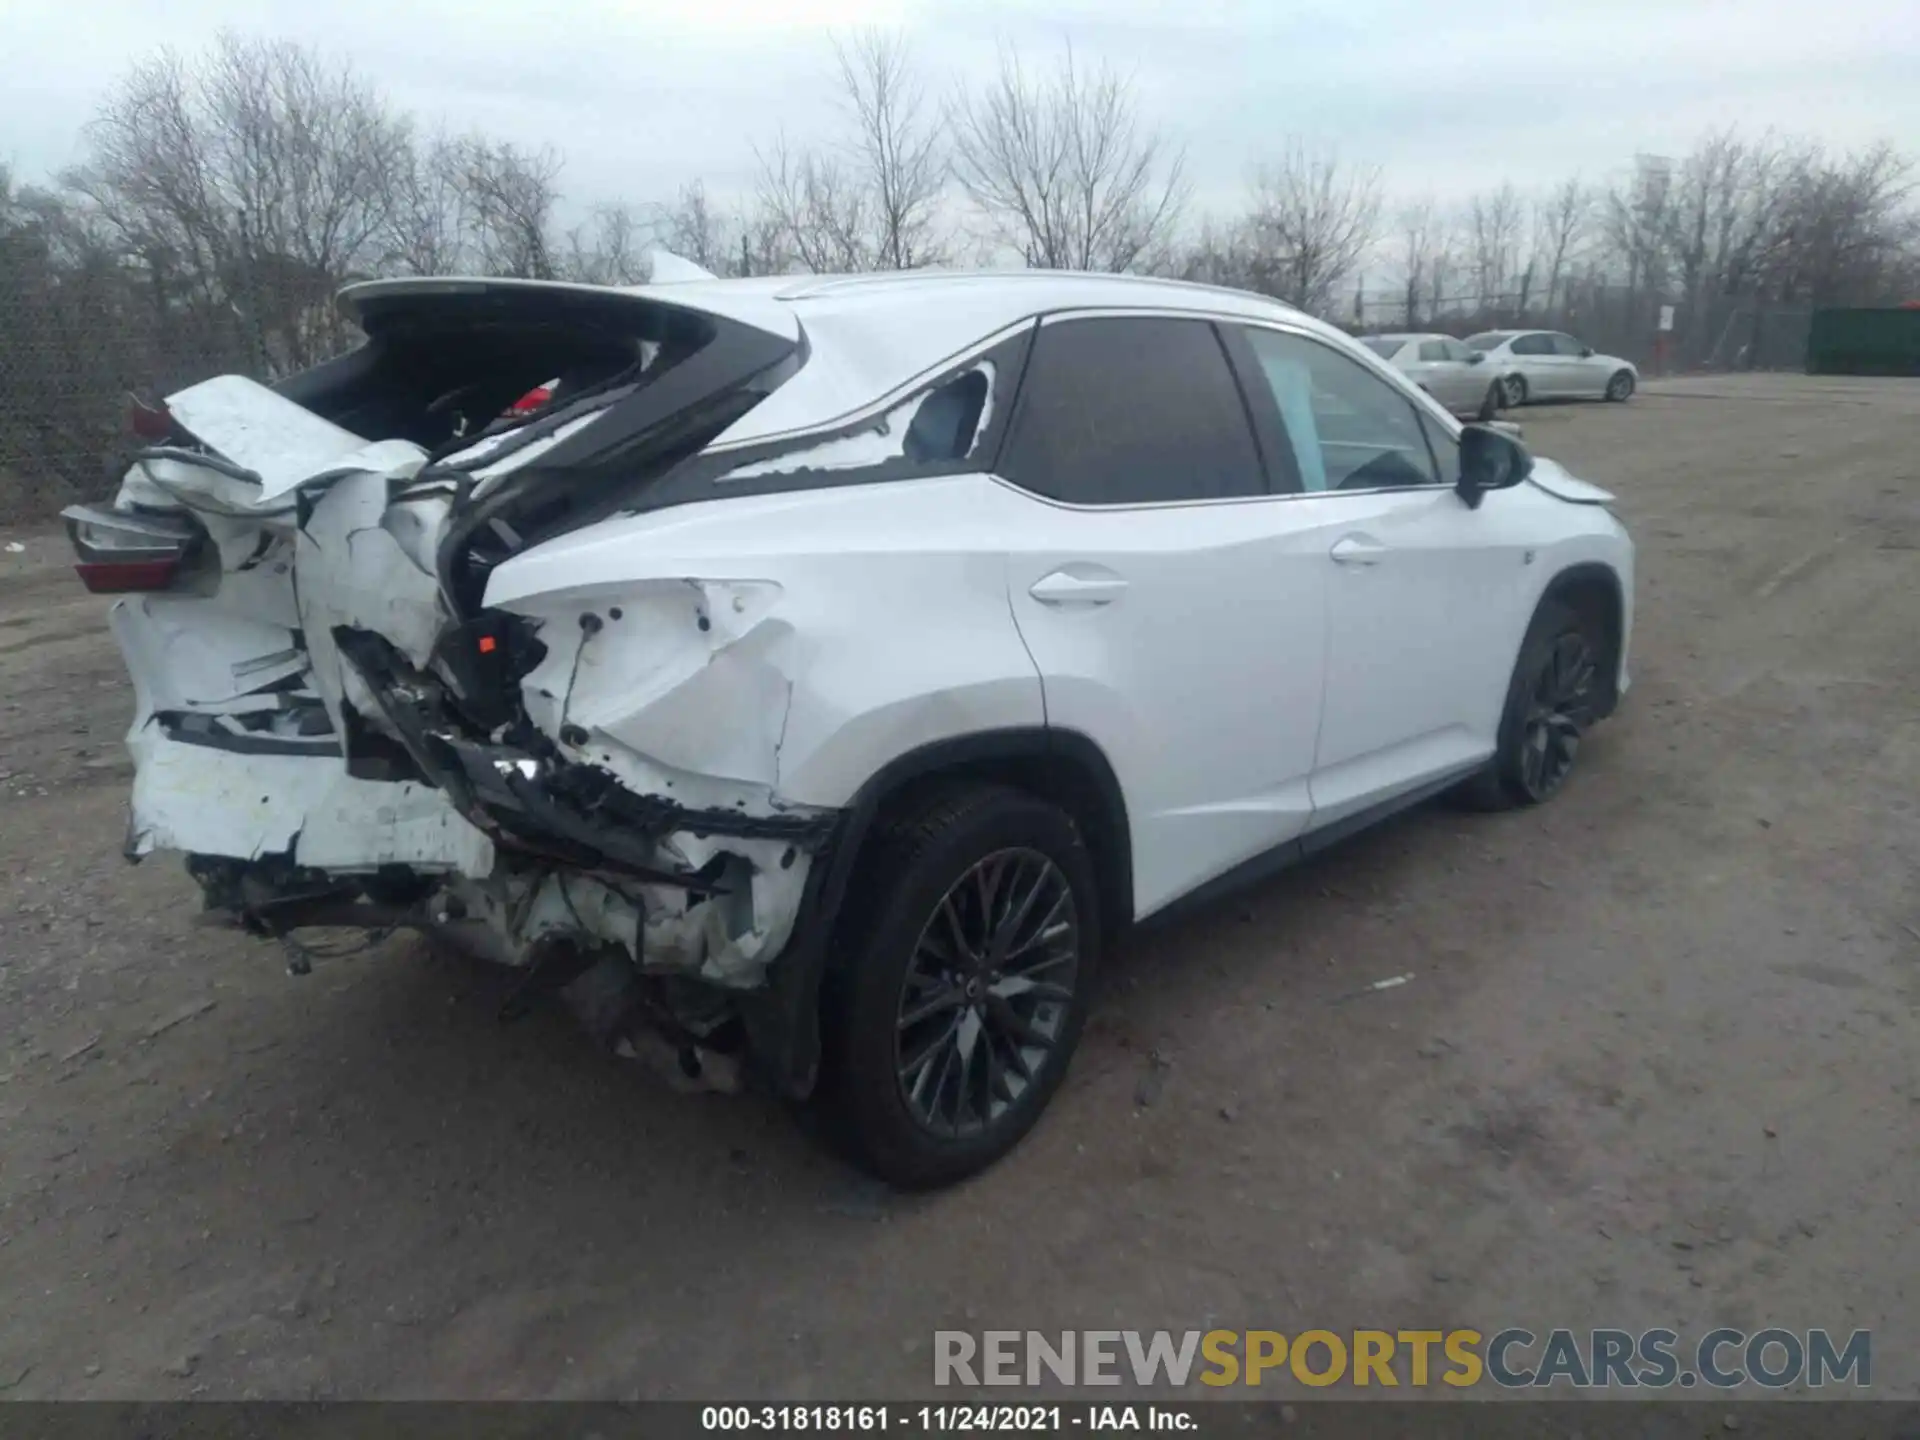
[484,473,1047,811]
[1365,332,1498,417]
[73,266,1635,1093]
[999,484,1336,920]
[1467,329,1637,402]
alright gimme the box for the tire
[1475,382,1503,422]
[820,784,1101,1188]
[1502,373,1529,408]
[1605,370,1635,402]
[1456,600,1605,812]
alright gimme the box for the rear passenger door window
[1235,327,1441,492]
[1000,317,1266,504]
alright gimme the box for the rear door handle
[1029,568,1129,606]
[1329,535,1387,567]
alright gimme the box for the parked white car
[64,269,1634,1187]
[1359,332,1506,420]
[1465,330,1639,407]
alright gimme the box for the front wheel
[821,784,1101,1188]
[1475,382,1503,422]
[1605,370,1636,402]
[1456,601,1604,811]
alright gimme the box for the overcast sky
[7,0,1917,221]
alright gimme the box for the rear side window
[1359,337,1403,359]
[1000,317,1265,505]
[1417,340,1448,362]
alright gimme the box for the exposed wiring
[278,925,397,975]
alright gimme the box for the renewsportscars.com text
[933,1328,1871,1390]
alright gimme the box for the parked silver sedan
[1465,330,1639,407]
[1358,332,1506,420]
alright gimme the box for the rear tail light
[61,504,201,593]
[127,396,175,442]
[507,381,557,416]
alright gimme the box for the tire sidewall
[1608,371,1635,401]
[827,792,1102,1188]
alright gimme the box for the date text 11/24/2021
[702,1406,1199,1432]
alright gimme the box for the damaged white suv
[65,269,1633,1187]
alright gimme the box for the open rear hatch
[68,278,803,893]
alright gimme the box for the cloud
[4,0,1915,217]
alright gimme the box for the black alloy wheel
[893,848,1080,1137]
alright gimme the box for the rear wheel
[821,784,1100,1188]
[1605,370,1636,402]
[1457,600,1604,811]
[1502,374,1529,408]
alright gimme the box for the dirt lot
[0,374,1915,1402]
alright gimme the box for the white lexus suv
[64,268,1633,1187]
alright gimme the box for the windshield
[1359,338,1403,358]
[1465,332,1512,351]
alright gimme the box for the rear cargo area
[68,279,827,1018]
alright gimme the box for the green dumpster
[1806,306,1920,376]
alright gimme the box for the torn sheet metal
[442,836,812,989]
[512,578,795,795]
[111,596,305,712]
[294,465,447,749]
[165,376,368,497]
[646,831,812,986]
[125,728,494,875]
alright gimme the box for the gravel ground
[0,374,1915,1401]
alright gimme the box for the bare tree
[1465,182,1524,314]
[1395,198,1441,326]
[1762,141,1915,305]
[949,43,1187,272]
[755,29,946,272]
[755,135,873,273]
[833,29,946,269]
[1602,154,1676,301]
[1237,141,1381,313]
[1531,176,1590,317]
[446,137,563,280]
[69,33,411,369]
[562,203,648,286]
[385,134,475,275]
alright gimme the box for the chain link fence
[0,254,1825,524]
[0,248,364,522]
[1349,283,1814,376]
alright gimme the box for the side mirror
[1466,351,1485,364]
[1456,423,1534,510]
[1579,346,1594,358]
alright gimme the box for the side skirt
[1138,763,1485,932]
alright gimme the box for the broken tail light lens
[61,504,201,594]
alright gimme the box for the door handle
[1029,568,1129,606]
[1329,535,1387,567]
